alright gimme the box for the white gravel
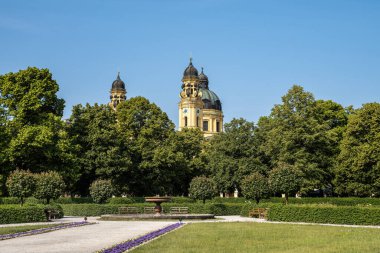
[0,217,175,253]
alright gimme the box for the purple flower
[0,221,92,240]
[100,223,183,253]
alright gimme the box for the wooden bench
[249,208,268,219]
[47,210,60,220]
[118,206,139,214]
[144,207,156,214]
[170,207,189,214]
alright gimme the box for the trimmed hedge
[0,205,46,224]
[259,197,380,206]
[268,204,380,225]
[62,203,245,216]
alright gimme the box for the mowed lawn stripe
[131,222,380,253]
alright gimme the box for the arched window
[196,116,199,127]
[184,116,188,127]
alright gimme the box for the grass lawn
[0,224,60,235]
[132,222,380,253]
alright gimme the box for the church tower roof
[198,67,209,89]
[182,58,199,82]
[111,72,126,90]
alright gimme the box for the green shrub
[89,179,114,204]
[62,204,124,216]
[211,197,248,203]
[61,202,246,216]
[108,197,135,205]
[6,169,36,206]
[189,176,217,204]
[241,172,269,204]
[34,171,65,204]
[44,204,64,219]
[0,205,46,224]
[260,197,380,206]
[55,197,94,204]
[171,197,195,203]
[268,204,380,225]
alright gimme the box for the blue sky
[1,0,380,127]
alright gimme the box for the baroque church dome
[200,88,222,110]
[198,68,222,111]
[182,58,199,80]
[111,72,126,90]
[198,67,209,89]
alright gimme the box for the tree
[0,68,78,193]
[241,172,269,204]
[0,67,64,126]
[189,176,217,204]
[34,171,65,204]
[205,118,265,194]
[335,103,380,196]
[6,169,36,205]
[67,103,130,196]
[256,85,348,194]
[269,163,303,204]
[116,97,176,195]
[89,179,114,204]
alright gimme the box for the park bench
[144,207,156,214]
[47,210,60,220]
[118,206,139,214]
[170,207,189,214]
[249,208,268,219]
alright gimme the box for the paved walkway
[0,217,175,253]
[1,216,380,253]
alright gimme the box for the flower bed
[0,221,92,240]
[100,223,184,253]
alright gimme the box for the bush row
[267,204,380,225]
[3,196,380,206]
[62,203,243,216]
[261,197,380,206]
[0,205,47,224]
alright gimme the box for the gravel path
[0,217,175,253]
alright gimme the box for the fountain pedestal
[145,197,172,216]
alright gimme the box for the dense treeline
[1,67,379,197]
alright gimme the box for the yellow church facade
[109,59,224,137]
[178,59,224,137]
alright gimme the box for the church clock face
[183,108,188,114]
[196,108,200,115]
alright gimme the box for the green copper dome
[200,88,222,111]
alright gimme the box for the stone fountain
[145,196,172,216]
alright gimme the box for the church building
[178,58,224,137]
[108,58,224,138]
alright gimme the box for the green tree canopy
[269,163,303,204]
[241,172,269,204]
[67,103,130,195]
[116,97,177,195]
[0,68,78,194]
[189,176,217,204]
[6,169,36,205]
[205,118,265,194]
[335,103,380,197]
[89,179,114,204]
[34,171,65,204]
[256,85,348,194]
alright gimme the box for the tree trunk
[255,197,260,204]
[203,199,206,204]
[285,193,289,205]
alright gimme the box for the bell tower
[178,58,203,130]
[109,72,127,110]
